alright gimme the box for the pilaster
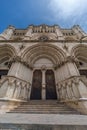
[41,69,46,100]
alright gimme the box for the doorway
[30,70,42,100]
[30,69,57,100]
[46,70,57,99]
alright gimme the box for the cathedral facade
[0,24,87,116]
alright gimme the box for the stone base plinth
[0,124,87,130]
[0,114,87,129]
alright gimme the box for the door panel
[46,70,57,99]
[30,70,42,100]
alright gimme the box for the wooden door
[30,70,42,100]
[46,70,57,99]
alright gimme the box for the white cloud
[49,0,87,19]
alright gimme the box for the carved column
[6,78,16,98]
[56,83,60,99]
[72,78,81,99]
[41,69,46,100]
[13,81,21,99]
[66,85,72,100]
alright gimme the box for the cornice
[0,40,83,43]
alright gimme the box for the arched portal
[21,43,66,67]
[71,44,87,77]
[30,58,57,100]
[0,44,17,79]
[22,43,66,100]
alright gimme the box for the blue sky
[0,0,87,33]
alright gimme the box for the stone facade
[0,24,87,114]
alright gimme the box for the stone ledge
[0,114,87,125]
[0,124,87,130]
[0,98,27,102]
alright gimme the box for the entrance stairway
[8,100,82,114]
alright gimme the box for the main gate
[30,69,57,100]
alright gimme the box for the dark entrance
[30,70,42,100]
[79,69,87,78]
[46,70,57,99]
[0,69,8,79]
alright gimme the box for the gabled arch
[71,44,87,62]
[0,44,17,64]
[21,43,66,66]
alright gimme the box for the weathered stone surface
[0,114,87,125]
[0,25,87,129]
[0,124,87,130]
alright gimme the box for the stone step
[21,100,59,105]
[16,105,69,108]
[23,104,66,106]
[18,106,66,108]
[12,110,76,113]
[8,100,81,114]
[1,113,87,129]
[9,111,80,114]
[13,106,74,110]
[12,108,76,112]
[15,108,73,110]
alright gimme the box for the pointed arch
[71,44,87,62]
[21,43,66,66]
[0,44,17,64]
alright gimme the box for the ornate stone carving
[58,76,83,101]
[9,56,33,69]
[0,75,31,101]
[39,35,49,41]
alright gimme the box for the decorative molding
[9,56,33,70]
[57,76,85,102]
[0,75,31,101]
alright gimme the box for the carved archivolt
[71,44,87,62]
[21,43,66,67]
[0,44,17,64]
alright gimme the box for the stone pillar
[56,83,59,100]
[0,57,33,101]
[41,69,46,100]
[72,80,80,98]
[8,62,32,82]
[0,25,15,40]
[56,59,80,83]
[56,57,80,101]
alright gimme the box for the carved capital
[9,56,33,70]
[74,77,80,85]
[41,65,47,71]
[16,81,21,87]
[65,56,75,63]
[8,78,15,86]
[21,82,27,88]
